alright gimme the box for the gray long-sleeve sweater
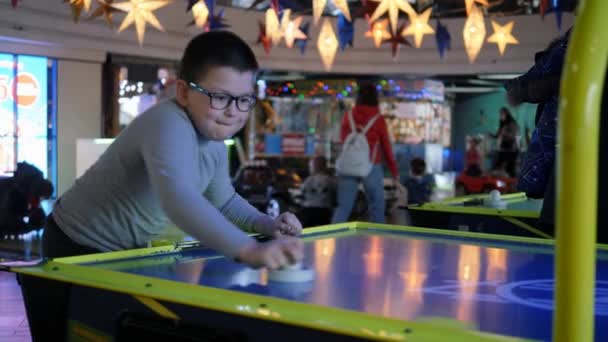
[53,100,266,257]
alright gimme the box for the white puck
[268,267,316,283]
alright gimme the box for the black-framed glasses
[188,82,257,112]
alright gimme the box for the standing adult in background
[490,107,519,177]
[332,82,399,223]
[504,27,571,237]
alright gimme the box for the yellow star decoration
[317,19,338,71]
[281,11,307,48]
[312,0,327,25]
[72,0,92,12]
[112,0,171,46]
[64,0,85,22]
[462,4,486,63]
[465,0,489,16]
[88,0,120,28]
[266,8,282,46]
[313,0,351,24]
[191,0,209,28]
[365,19,391,48]
[370,0,415,34]
[487,20,518,55]
[401,8,434,48]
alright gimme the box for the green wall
[451,90,537,170]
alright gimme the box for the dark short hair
[312,155,328,173]
[178,31,259,83]
[410,157,426,176]
[356,81,379,106]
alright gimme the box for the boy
[22,31,303,341]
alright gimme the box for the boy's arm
[141,115,254,258]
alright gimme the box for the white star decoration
[370,0,415,34]
[465,0,489,15]
[313,0,351,24]
[462,4,486,63]
[487,20,519,55]
[365,19,391,48]
[112,0,171,46]
[317,19,338,71]
[281,10,308,48]
[402,8,435,48]
[191,0,209,28]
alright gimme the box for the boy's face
[177,66,256,140]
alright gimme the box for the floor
[0,272,30,342]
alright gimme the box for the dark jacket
[505,29,571,198]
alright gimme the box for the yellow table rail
[554,1,607,341]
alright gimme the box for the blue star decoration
[552,0,563,30]
[435,20,451,59]
[295,21,311,55]
[337,14,354,51]
[382,23,411,59]
[206,0,230,31]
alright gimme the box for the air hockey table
[406,193,550,239]
[4,223,607,341]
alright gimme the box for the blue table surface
[90,229,608,341]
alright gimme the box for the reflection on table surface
[91,229,608,341]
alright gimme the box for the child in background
[465,137,482,177]
[299,156,335,227]
[404,158,435,204]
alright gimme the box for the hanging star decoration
[540,0,549,19]
[369,0,415,34]
[553,0,562,30]
[282,10,307,48]
[465,0,488,16]
[187,0,210,28]
[333,0,351,22]
[89,0,120,28]
[312,0,351,25]
[63,0,86,23]
[265,8,282,45]
[337,14,354,51]
[352,0,379,19]
[487,20,518,55]
[257,21,272,55]
[270,0,280,14]
[206,6,230,31]
[402,8,434,48]
[112,0,171,46]
[295,21,310,55]
[317,19,339,71]
[312,0,327,25]
[462,4,486,63]
[435,19,451,59]
[382,22,411,59]
[365,18,391,48]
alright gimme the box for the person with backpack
[332,82,398,223]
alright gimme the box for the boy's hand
[273,212,302,237]
[236,238,304,270]
[254,212,303,237]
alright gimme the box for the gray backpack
[335,111,380,177]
